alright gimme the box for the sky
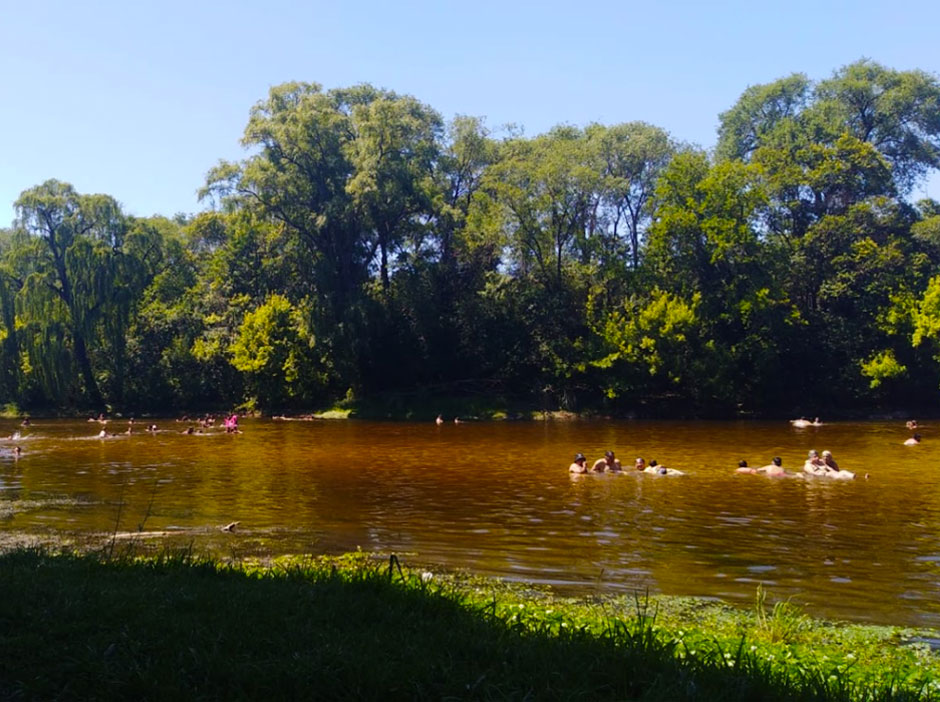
[2,0,939,226]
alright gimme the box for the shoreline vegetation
[0,548,937,700]
[4,395,934,423]
[2,61,940,422]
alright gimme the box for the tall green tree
[12,180,128,408]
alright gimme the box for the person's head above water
[807,449,819,459]
[574,453,586,463]
[605,450,615,459]
[634,457,646,470]
[738,459,748,468]
[772,457,782,466]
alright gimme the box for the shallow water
[0,417,937,626]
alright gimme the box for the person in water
[435,415,444,425]
[592,450,622,473]
[905,433,922,446]
[758,456,787,476]
[569,453,588,474]
[821,450,857,480]
[635,457,682,475]
[803,449,829,476]
[906,420,918,431]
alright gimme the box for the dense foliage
[3,59,940,416]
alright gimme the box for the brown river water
[1,417,938,627]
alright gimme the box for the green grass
[0,549,936,700]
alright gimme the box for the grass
[0,548,937,700]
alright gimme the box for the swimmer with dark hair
[592,450,622,473]
[569,453,588,474]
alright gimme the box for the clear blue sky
[2,0,939,226]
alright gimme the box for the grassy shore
[0,549,937,700]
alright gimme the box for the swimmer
[906,420,918,431]
[181,427,195,435]
[821,450,840,471]
[735,459,756,474]
[904,433,921,446]
[435,415,444,425]
[148,424,158,433]
[649,459,685,476]
[803,449,830,476]
[569,453,588,474]
[791,417,812,428]
[592,450,622,473]
[757,456,787,477]
[637,457,683,475]
[13,445,21,458]
[20,417,30,427]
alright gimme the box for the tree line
[3,59,940,416]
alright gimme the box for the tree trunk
[73,330,104,410]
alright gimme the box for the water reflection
[0,418,938,625]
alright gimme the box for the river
[1,417,937,626]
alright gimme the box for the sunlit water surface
[1,418,938,626]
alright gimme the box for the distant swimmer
[435,415,444,425]
[904,433,922,446]
[805,449,855,479]
[592,450,622,473]
[20,417,30,427]
[636,457,684,475]
[757,456,793,477]
[803,449,830,476]
[791,417,822,428]
[735,459,755,474]
[569,453,589,474]
[906,420,919,431]
[739,457,794,477]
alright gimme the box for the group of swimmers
[568,446,878,480]
[736,450,863,480]
[569,450,685,476]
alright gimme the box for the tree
[346,93,443,294]
[12,180,128,408]
[587,122,676,269]
[230,294,323,409]
[815,59,940,192]
[716,73,811,162]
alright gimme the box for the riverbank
[1,548,936,700]
[8,391,937,423]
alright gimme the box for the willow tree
[12,180,127,408]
